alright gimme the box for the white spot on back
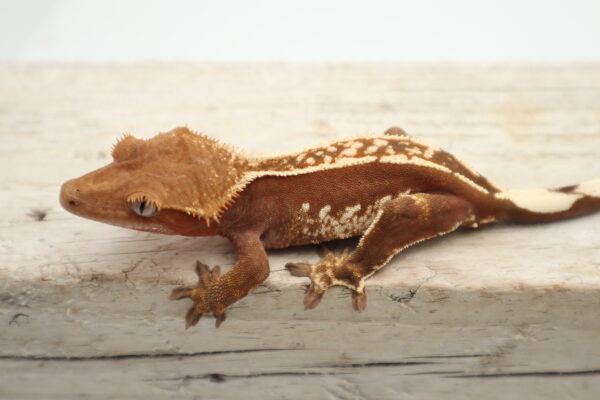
[305,157,316,165]
[340,148,357,157]
[423,148,436,159]
[374,139,388,146]
[364,145,379,154]
[301,202,310,212]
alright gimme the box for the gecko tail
[496,178,600,223]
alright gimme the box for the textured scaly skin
[60,126,600,327]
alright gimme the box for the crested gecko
[60,127,600,328]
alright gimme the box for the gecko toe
[185,305,203,329]
[173,260,224,328]
[214,311,226,328]
[352,290,368,312]
[303,285,325,309]
[169,286,194,301]
[195,261,221,288]
[285,262,312,277]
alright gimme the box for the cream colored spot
[327,146,337,152]
[340,204,362,223]
[340,148,358,157]
[385,146,395,155]
[495,190,582,213]
[305,157,316,165]
[423,148,436,159]
[406,147,421,156]
[323,155,333,163]
[316,150,324,156]
[296,153,306,163]
[374,138,388,146]
[364,145,379,154]
[301,202,310,212]
[319,205,332,219]
[350,141,364,149]
[380,154,408,163]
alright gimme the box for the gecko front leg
[169,232,269,328]
[286,193,475,311]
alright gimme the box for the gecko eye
[128,198,158,217]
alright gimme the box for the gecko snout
[59,180,82,210]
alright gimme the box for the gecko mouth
[60,180,176,234]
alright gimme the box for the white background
[2,0,600,62]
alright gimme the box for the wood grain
[1,64,599,399]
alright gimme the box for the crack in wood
[0,348,293,362]
[409,354,493,359]
[155,371,330,383]
[317,361,437,368]
[448,369,600,378]
[8,313,29,325]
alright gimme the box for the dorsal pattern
[239,134,500,197]
[146,128,501,223]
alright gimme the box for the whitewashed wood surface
[1,64,600,399]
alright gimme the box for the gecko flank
[60,126,600,327]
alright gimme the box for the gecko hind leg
[286,193,475,311]
[169,261,226,328]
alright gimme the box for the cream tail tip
[574,179,600,198]
[495,189,583,214]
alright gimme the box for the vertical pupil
[139,200,146,213]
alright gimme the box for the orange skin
[60,127,600,327]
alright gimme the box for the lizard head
[60,127,248,233]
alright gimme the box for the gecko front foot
[169,261,226,328]
[285,251,367,311]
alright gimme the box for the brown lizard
[60,126,600,327]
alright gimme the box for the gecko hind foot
[285,251,367,312]
[169,261,226,328]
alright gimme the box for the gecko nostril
[68,199,78,206]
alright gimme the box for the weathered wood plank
[1,64,599,399]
